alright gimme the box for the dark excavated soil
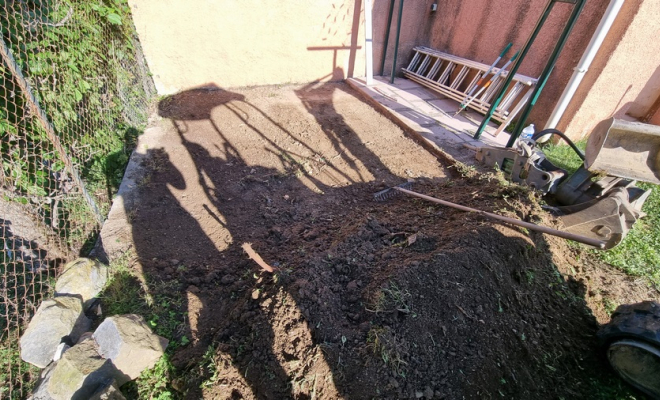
[112,82,654,399]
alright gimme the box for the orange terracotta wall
[382,0,660,138]
[561,0,660,139]
[128,0,368,94]
[372,0,436,77]
[423,0,611,131]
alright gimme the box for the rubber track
[597,301,660,347]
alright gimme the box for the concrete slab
[408,87,441,101]
[374,76,419,90]
[347,77,514,165]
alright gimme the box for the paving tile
[393,107,438,129]
[374,96,402,111]
[408,87,440,101]
[374,76,420,90]
[407,100,442,117]
[427,125,460,142]
[463,140,488,149]
[427,98,459,112]
[392,88,429,104]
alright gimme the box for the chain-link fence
[0,1,155,397]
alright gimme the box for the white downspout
[545,0,625,129]
[365,0,374,85]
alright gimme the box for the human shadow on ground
[109,83,623,399]
[129,84,400,399]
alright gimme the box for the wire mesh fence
[0,1,155,397]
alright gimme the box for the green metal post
[473,0,556,140]
[380,0,396,76]
[390,0,404,84]
[506,0,586,147]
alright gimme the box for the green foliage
[543,141,660,286]
[1,0,152,222]
[122,355,178,400]
[599,181,660,285]
[541,140,587,174]
[91,2,125,25]
[0,253,55,399]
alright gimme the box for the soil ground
[106,82,659,399]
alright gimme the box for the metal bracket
[476,145,566,194]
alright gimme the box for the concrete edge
[90,125,164,264]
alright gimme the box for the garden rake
[374,182,607,249]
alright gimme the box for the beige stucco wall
[560,0,660,139]
[128,0,367,93]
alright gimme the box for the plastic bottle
[520,124,535,140]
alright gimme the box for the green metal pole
[390,0,404,84]
[474,0,556,140]
[506,0,586,147]
[380,0,396,76]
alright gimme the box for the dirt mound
[158,176,615,399]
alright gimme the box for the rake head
[373,182,414,202]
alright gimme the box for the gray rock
[52,343,70,362]
[20,296,91,368]
[55,258,110,309]
[29,361,57,400]
[93,314,168,382]
[46,338,122,400]
[89,380,126,400]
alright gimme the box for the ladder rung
[418,54,431,75]
[437,62,455,85]
[407,52,421,71]
[450,66,469,90]
[426,58,442,80]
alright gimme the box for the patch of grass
[453,162,478,179]
[382,281,414,315]
[541,140,587,173]
[366,326,408,378]
[368,281,415,316]
[122,355,177,400]
[599,181,660,285]
[100,254,187,399]
[0,335,40,400]
[543,140,660,286]
[603,298,619,316]
[587,376,640,399]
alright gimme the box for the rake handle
[394,187,607,249]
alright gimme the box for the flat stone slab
[93,314,168,382]
[20,296,91,368]
[46,339,121,400]
[55,258,110,309]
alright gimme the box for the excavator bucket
[585,118,660,184]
